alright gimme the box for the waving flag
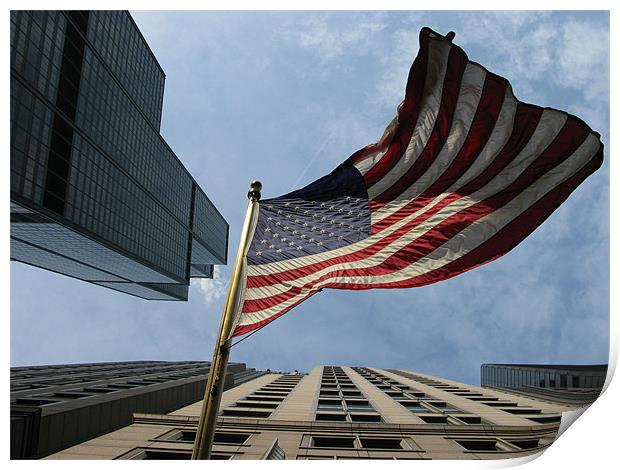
[231,27,604,337]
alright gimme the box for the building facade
[45,365,582,460]
[480,363,607,406]
[11,360,266,459]
[10,10,228,301]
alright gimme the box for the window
[508,439,540,450]
[350,413,381,423]
[220,409,272,418]
[311,437,356,448]
[402,404,426,413]
[245,395,284,402]
[454,416,482,424]
[482,401,517,407]
[501,408,541,415]
[345,400,372,411]
[214,433,251,445]
[128,449,192,460]
[528,415,561,424]
[359,438,404,450]
[315,412,347,422]
[253,391,287,397]
[318,399,343,410]
[14,397,61,406]
[51,391,92,399]
[456,440,499,452]
[234,400,279,409]
[419,415,448,424]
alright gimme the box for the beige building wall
[46,366,571,460]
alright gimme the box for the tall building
[480,363,607,406]
[10,360,266,459]
[44,365,585,460]
[10,11,228,301]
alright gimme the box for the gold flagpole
[191,180,262,460]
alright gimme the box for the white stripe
[353,37,452,179]
[238,133,600,325]
[246,108,568,279]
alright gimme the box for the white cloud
[453,12,609,112]
[558,19,609,102]
[195,265,228,305]
[291,13,388,63]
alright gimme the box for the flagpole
[191,180,262,460]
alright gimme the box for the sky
[9,10,610,388]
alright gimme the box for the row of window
[13,369,215,407]
[386,369,562,425]
[11,362,211,392]
[356,368,492,425]
[481,365,605,389]
[123,428,543,460]
[220,373,304,419]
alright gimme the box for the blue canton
[247,163,371,265]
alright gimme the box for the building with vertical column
[480,363,607,406]
[10,10,228,300]
[44,365,585,460]
[10,360,266,459]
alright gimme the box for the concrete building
[10,10,228,300]
[10,360,266,459]
[44,365,583,460]
[481,363,607,407]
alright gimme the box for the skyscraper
[10,360,266,459]
[480,363,607,406]
[10,10,228,300]
[44,365,585,460]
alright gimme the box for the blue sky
[10,11,609,387]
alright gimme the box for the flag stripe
[238,134,600,322]
[241,121,592,311]
[235,145,600,334]
[245,107,562,288]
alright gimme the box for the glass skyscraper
[10,11,228,300]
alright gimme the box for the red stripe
[241,119,590,312]
[370,44,468,210]
[371,72,506,229]
[360,29,431,184]
[233,291,318,337]
[246,102,544,290]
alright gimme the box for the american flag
[231,27,604,337]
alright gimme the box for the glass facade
[10,10,228,300]
[480,364,607,390]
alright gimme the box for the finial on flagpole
[248,180,262,201]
